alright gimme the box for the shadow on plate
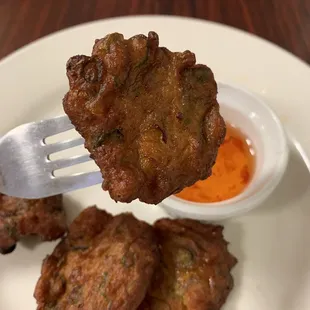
[266,141,310,309]
[252,141,310,215]
[62,194,86,224]
[19,235,43,251]
[226,139,310,310]
[220,220,245,310]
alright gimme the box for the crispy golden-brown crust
[139,218,237,310]
[63,31,225,204]
[34,206,159,310]
[0,194,66,254]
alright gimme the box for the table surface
[0,0,309,64]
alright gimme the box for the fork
[0,115,102,199]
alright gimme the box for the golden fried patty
[139,218,237,310]
[0,194,66,254]
[34,207,159,310]
[63,31,225,204]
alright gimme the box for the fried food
[34,206,159,310]
[139,218,237,310]
[63,31,225,204]
[0,194,66,254]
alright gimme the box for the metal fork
[0,115,102,199]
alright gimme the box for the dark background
[0,0,309,63]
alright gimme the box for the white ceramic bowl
[160,83,289,221]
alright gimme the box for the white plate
[0,16,310,310]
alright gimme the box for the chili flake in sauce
[175,123,255,203]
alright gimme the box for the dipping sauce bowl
[160,83,289,221]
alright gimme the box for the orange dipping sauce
[175,123,255,203]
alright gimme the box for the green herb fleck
[101,292,107,299]
[183,117,191,126]
[99,271,109,297]
[56,256,65,268]
[107,301,113,309]
[71,245,89,251]
[121,255,127,266]
[195,68,210,83]
[68,285,82,305]
[176,247,194,267]
[135,47,149,68]
[121,252,135,268]
[92,129,124,148]
[101,272,109,287]
[115,225,123,234]
[59,275,66,286]
[4,223,17,238]
[101,291,110,304]
[114,76,122,88]
[45,302,57,310]
[102,33,122,54]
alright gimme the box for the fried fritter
[63,31,225,204]
[34,206,159,310]
[0,194,66,254]
[139,218,237,310]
